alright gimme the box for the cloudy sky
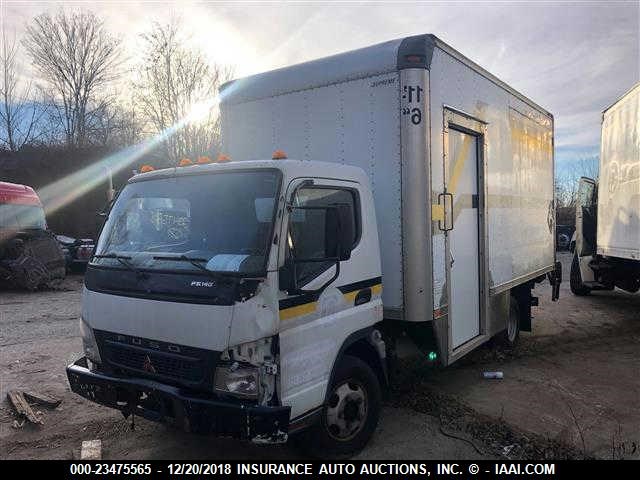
[1,1,638,175]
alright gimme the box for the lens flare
[35,85,240,217]
[186,97,220,124]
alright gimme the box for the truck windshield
[93,170,281,276]
[0,204,47,230]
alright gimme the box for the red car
[0,181,66,289]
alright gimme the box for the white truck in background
[571,82,640,296]
[67,34,560,457]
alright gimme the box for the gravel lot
[1,252,638,459]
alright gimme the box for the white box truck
[67,34,560,457]
[571,82,640,295]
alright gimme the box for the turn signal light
[217,154,231,163]
[197,156,212,164]
[178,158,193,167]
[272,150,287,160]
[140,164,155,173]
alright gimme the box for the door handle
[438,192,454,232]
[354,288,372,306]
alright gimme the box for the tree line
[1,9,231,165]
[2,8,595,232]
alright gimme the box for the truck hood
[82,287,232,351]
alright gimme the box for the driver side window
[288,186,358,286]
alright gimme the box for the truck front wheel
[301,355,381,458]
[570,253,591,296]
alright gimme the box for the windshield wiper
[151,255,264,280]
[152,255,223,276]
[93,253,144,276]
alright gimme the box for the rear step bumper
[66,357,290,443]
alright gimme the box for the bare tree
[90,98,143,148]
[0,30,47,151]
[556,171,579,209]
[133,20,232,164]
[556,157,599,208]
[23,10,121,148]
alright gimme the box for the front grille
[94,330,219,388]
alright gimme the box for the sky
[1,0,639,177]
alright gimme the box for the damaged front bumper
[66,357,290,443]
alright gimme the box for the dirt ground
[1,252,638,459]
[421,252,640,459]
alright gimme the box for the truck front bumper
[66,357,290,442]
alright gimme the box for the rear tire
[497,298,520,346]
[299,355,381,459]
[570,253,591,296]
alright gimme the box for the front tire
[300,355,381,459]
[570,253,591,296]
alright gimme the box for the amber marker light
[272,150,287,160]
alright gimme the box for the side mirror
[325,204,354,261]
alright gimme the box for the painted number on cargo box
[402,85,423,125]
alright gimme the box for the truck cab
[67,159,386,456]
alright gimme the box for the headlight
[214,363,260,399]
[79,318,101,364]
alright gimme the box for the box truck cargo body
[67,34,559,456]
[221,34,558,365]
[598,83,640,261]
[572,82,640,295]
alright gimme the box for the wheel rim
[325,380,368,441]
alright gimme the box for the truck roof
[0,181,42,206]
[602,81,640,117]
[220,33,551,117]
[130,159,369,185]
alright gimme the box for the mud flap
[512,283,536,333]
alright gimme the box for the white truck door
[277,178,383,419]
[575,176,597,257]
[448,128,481,348]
